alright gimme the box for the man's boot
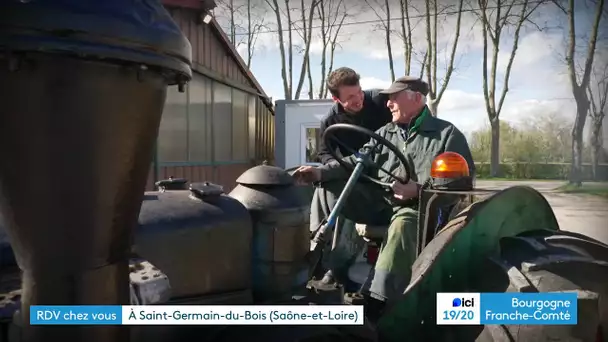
[319,269,337,284]
[309,269,343,288]
[307,270,345,304]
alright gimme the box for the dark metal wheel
[451,230,608,342]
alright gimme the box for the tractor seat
[355,223,388,241]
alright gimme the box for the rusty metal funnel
[0,1,191,341]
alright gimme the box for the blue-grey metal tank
[228,165,310,302]
[136,181,253,300]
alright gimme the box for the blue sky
[215,0,606,137]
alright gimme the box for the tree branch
[425,0,434,97]
[478,0,494,120]
[497,0,529,115]
[285,0,293,96]
[294,0,320,99]
[435,0,464,104]
[399,0,413,74]
[550,0,568,14]
[265,0,291,99]
[580,0,605,89]
[566,0,578,91]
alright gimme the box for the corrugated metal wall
[145,6,275,191]
[170,7,255,89]
[254,96,275,164]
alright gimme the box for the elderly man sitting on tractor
[292,76,475,310]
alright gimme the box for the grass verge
[555,183,608,199]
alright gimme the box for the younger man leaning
[310,67,392,284]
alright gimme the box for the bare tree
[364,0,396,82]
[216,0,246,45]
[424,0,464,116]
[398,0,414,75]
[245,0,268,67]
[304,2,315,99]
[553,0,605,185]
[322,23,346,98]
[265,0,291,99]
[587,57,608,180]
[295,0,321,99]
[285,0,322,99]
[477,0,544,177]
[215,0,267,67]
[228,0,238,44]
[419,50,429,79]
[316,0,348,98]
[306,58,314,99]
[266,0,320,100]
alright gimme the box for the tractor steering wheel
[323,123,411,187]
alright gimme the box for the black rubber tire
[449,230,608,342]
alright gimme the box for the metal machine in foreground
[0,1,190,342]
[0,1,607,342]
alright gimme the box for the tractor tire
[451,229,608,342]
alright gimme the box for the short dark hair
[326,67,360,98]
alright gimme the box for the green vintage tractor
[301,124,608,342]
[0,1,606,342]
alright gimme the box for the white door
[275,100,334,169]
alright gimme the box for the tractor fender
[377,186,561,341]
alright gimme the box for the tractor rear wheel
[452,229,608,342]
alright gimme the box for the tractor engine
[134,180,254,305]
[134,164,311,306]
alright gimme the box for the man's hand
[292,165,322,185]
[390,181,419,200]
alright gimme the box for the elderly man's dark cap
[380,76,429,96]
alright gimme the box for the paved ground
[476,180,608,245]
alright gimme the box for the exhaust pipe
[0,1,191,341]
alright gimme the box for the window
[232,89,248,161]
[158,84,188,162]
[248,95,257,159]
[212,82,233,162]
[188,75,212,162]
[305,127,322,163]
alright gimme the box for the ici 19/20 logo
[452,297,475,307]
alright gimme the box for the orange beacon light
[430,152,470,179]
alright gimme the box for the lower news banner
[29,305,364,325]
[436,292,578,325]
